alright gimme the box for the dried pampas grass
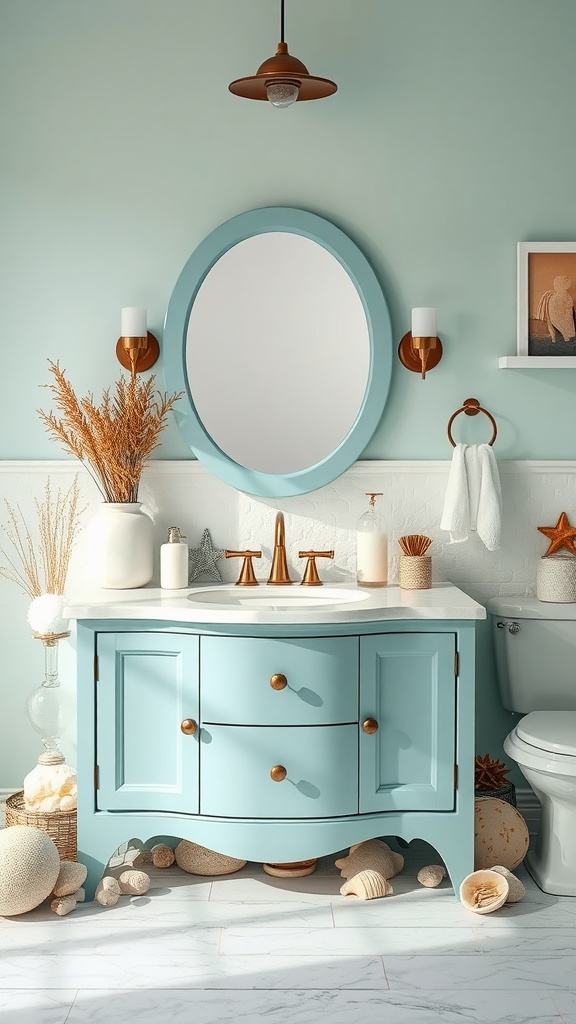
[38,361,182,503]
[0,477,83,599]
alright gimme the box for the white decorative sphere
[0,826,60,916]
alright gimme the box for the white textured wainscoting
[0,458,574,788]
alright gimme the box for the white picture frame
[517,242,576,357]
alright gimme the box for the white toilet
[488,596,576,896]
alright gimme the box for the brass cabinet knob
[270,673,288,691]
[180,718,198,735]
[270,764,287,782]
[362,718,379,734]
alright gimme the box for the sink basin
[187,585,369,612]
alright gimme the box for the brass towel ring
[446,398,497,448]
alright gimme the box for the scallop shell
[490,865,526,903]
[460,869,509,914]
[417,864,446,888]
[340,869,393,900]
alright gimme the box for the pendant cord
[280,0,285,42]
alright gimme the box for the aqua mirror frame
[163,207,392,497]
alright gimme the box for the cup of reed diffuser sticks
[398,534,432,589]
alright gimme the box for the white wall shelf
[499,356,576,368]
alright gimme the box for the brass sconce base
[116,332,160,374]
[398,333,443,379]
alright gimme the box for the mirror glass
[187,232,370,475]
[163,208,392,496]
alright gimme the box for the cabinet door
[96,633,200,813]
[360,632,456,812]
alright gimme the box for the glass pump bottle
[356,492,388,587]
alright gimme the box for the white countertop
[64,580,486,626]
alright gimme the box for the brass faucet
[267,512,293,585]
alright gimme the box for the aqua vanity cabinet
[69,587,481,901]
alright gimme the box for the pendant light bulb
[267,81,299,108]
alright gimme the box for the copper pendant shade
[228,0,337,104]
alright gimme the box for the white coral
[27,594,69,635]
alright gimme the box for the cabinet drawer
[200,724,358,818]
[200,636,358,725]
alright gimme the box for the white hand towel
[440,443,470,544]
[474,444,502,551]
[440,443,502,550]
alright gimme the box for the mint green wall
[1,2,574,793]
[2,0,576,460]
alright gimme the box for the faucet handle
[225,550,262,586]
[298,550,334,587]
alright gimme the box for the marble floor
[1,825,576,1024]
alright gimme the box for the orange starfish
[537,511,576,556]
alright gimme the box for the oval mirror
[163,207,392,497]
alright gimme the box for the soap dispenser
[356,492,388,588]
[160,527,188,589]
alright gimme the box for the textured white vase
[87,503,154,589]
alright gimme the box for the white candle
[411,307,437,338]
[356,532,388,586]
[121,307,147,338]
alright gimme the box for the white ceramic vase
[87,503,154,589]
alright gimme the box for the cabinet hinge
[454,651,459,678]
[453,764,458,789]
[94,765,100,790]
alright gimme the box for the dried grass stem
[0,477,83,598]
[38,361,182,503]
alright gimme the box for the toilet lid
[517,711,576,755]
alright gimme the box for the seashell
[490,865,526,903]
[340,869,393,900]
[51,895,77,916]
[335,840,404,881]
[417,864,446,888]
[460,869,509,914]
[474,798,529,870]
[52,860,88,898]
[95,876,121,907]
[151,843,175,869]
[118,869,150,895]
[175,840,246,876]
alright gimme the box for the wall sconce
[397,307,443,380]
[116,307,160,376]
[228,0,337,108]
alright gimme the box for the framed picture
[518,242,576,356]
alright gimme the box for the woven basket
[399,554,432,590]
[5,791,77,861]
[475,782,517,807]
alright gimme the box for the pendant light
[228,0,337,108]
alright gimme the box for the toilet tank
[487,597,576,713]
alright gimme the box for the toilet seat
[505,718,576,777]
[516,711,576,756]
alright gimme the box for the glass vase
[25,634,73,756]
